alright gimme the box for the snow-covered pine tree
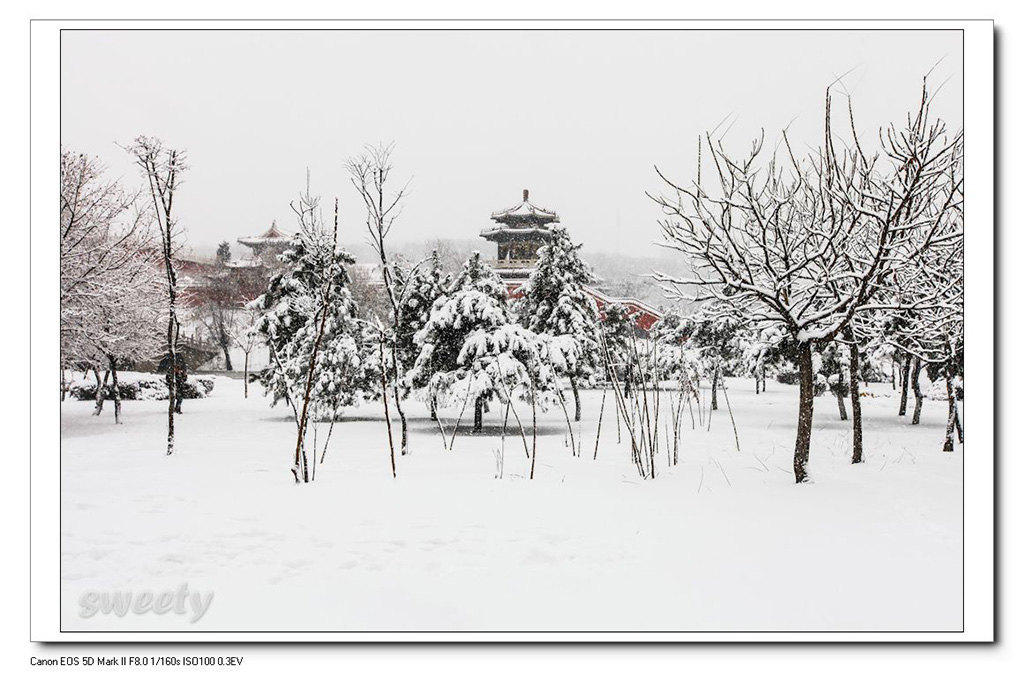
[408,252,515,432]
[394,249,452,419]
[516,225,599,421]
[738,324,786,394]
[250,191,370,482]
[599,302,640,396]
[650,312,702,402]
[675,307,742,411]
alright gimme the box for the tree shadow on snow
[408,421,567,438]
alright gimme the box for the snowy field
[60,375,963,633]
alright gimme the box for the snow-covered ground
[60,375,962,633]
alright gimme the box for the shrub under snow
[68,372,215,402]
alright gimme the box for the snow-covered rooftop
[490,189,559,225]
[238,220,293,247]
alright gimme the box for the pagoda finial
[523,188,529,202]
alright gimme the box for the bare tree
[125,137,188,456]
[345,143,412,458]
[61,151,151,368]
[650,80,962,482]
[61,149,166,422]
[227,305,260,398]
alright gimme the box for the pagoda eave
[489,214,559,224]
[238,237,291,247]
[480,227,552,241]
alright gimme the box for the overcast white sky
[60,29,963,260]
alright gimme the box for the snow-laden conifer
[517,225,599,421]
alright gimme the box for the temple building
[482,190,662,332]
[482,189,561,285]
[236,220,293,264]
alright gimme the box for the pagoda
[479,188,663,333]
[237,220,292,261]
[481,189,559,284]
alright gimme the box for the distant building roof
[238,220,293,248]
[489,189,559,225]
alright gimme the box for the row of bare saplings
[437,328,740,483]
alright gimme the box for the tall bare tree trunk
[794,342,815,484]
[92,368,109,416]
[593,387,607,460]
[898,355,912,416]
[911,357,924,425]
[473,395,485,433]
[846,332,864,464]
[529,380,538,480]
[243,351,249,399]
[389,343,409,455]
[711,365,719,411]
[835,389,848,421]
[379,334,397,478]
[292,299,331,483]
[570,375,582,422]
[942,356,959,452]
[108,356,122,425]
[165,313,178,456]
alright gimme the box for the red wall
[505,283,661,332]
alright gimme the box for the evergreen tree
[650,311,703,401]
[409,252,514,432]
[600,302,640,395]
[394,249,452,381]
[215,240,232,265]
[516,226,599,420]
[676,309,742,410]
[250,230,370,424]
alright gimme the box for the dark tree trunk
[911,357,924,425]
[847,332,864,464]
[243,352,249,399]
[379,337,397,479]
[898,355,912,416]
[293,300,331,484]
[711,366,719,411]
[430,397,438,422]
[389,344,409,456]
[570,375,581,422]
[954,384,964,443]
[221,343,233,371]
[61,367,68,401]
[92,368,110,416]
[108,356,122,425]
[593,388,607,460]
[793,342,815,484]
[943,360,957,452]
[529,381,538,480]
[473,395,484,433]
[165,315,178,456]
[835,388,848,421]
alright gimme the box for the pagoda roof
[480,225,553,241]
[238,220,292,247]
[490,189,559,225]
